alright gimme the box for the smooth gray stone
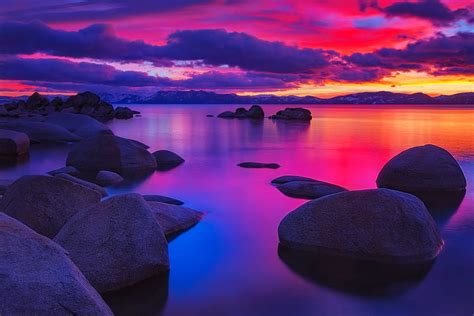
[147,201,203,237]
[143,195,184,205]
[0,121,81,143]
[0,213,113,315]
[55,173,108,197]
[276,180,347,199]
[44,112,113,138]
[0,175,101,238]
[278,189,443,264]
[54,194,169,293]
[0,129,29,156]
[95,170,124,186]
[153,150,185,171]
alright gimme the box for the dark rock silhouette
[377,144,467,194]
[0,175,101,238]
[0,129,29,156]
[278,189,443,264]
[0,213,113,315]
[66,135,157,176]
[153,150,185,171]
[54,194,170,293]
[143,194,184,205]
[276,180,347,199]
[48,166,80,176]
[238,162,280,169]
[270,107,312,121]
[218,105,264,119]
[113,106,135,119]
[271,175,317,185]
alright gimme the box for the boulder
[270,107,312,121]
[50,96,63,109]
[66,135,157,176]
[143,194,184,205]
[0,213,113,315]
[26,92,49,110]
[48,165,80,176]
[217,111,235,118]
[238,162,280,169]
[217,105,264,119]
[278,189,443,264]
[0,175,101,238]
[0,129,29,156]
[114,107,134,119]
[95,170,124,186]
[271,175,318,185]
[147,201,203,237]
[153,150,185,171]
[276,180,347,199]
[0,179,14,194]
[64,91,100,110]
[377,144,467,193]
[246,105,265,119]
[44,112,112,138]
[0,121,82,143]
[54,194,170,293]
[55,173,108,198]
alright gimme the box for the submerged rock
[55,173,108,198]
[377,144,466,193]
[238,162,280,169]
[276,180,347,199]
[95,170,124,186]
[143,194,184,205]
[218,105,264,119]
[278,189,443,264]
[54,194,169,293]
[0,129,29,156]
[270,107,312,121]
[271,175,317,185]
[153,150,185,171]
[0,175,101,238]
[0,213,113,315]
[147,201,203,237]
[66,135,157,176]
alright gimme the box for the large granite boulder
[0,121,81,143]
[0,175,101,238]
[44,112,113,138]
[55,173,108,198]
[64,91,100,110]
[271,175,317,185]
[54,194,169,293]
[278,189,443,264]
[270,107,312,121]
[0,129,29,156]
[153,150,185,171]
[147,201,203,237]
[66,135,157,176]
[0,213,112,315]
[377,144,467,193]
[276,180,347,199]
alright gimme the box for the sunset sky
[0,0,472,97]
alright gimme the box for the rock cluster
[0,91,138,121]
[218,105,265,119]
[270,107,312,121]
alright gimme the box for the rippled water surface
[2,104,473,316]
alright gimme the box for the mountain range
[2,91,473,105]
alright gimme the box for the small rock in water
[54,193,169,293]
[48,166,80,176]
[55,173,108,197]
[147,201,203,237]
[0,213,113,315]
[270,107,312,121]
[271,175,317,185]
[238,162,280,169]
[0,175,101,239]
[95,170,124,186]
[276,180,347,199]
[153,150,185,171]
[0,129,29,156]
[278,188,443,264]
[217,111,235,119]
[206,114,214,117]
[113,106,135,119]
[377,144,466,193]
[218,105,264,119]
[143,194,184,205]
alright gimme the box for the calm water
[2,104,474,316]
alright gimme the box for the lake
[2,104,473,316]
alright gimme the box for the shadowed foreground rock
[153,150,185,171]
[96,170,124,186]
[271,175,317,185]
[276,180,347,199]
[48,165,80,176]
[278,189,443,264]
[66,135,157,176]
[0,129,29,156]
[270,108,312,121]
[54,194,169,293]
[147,201,203,238]
[377,144,466,193]
[44,112,113,138]
[238,162,280,169]
[0,213,112,315]
[143,194,184,205]
[218,105,264,119]
[0,175,101,238]
[0,121,82,143]
[55,173,108,198]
